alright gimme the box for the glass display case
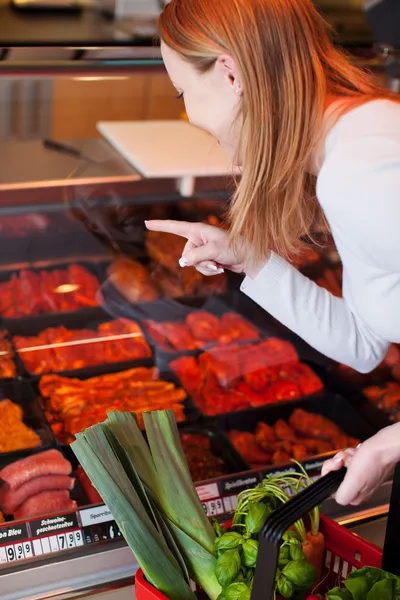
[0,48,397,600]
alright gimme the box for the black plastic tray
[0,381,55,467]
[0,261,105,326]
[34,364,200,445]
[178,422,248,483]
[9,308,154,379]
[215,393,377,471]
[0,445,89,523]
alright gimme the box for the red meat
[0,475,75,516]
[14,490,77,520]
[0,450,72,491]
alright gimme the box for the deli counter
[0,52,398,600]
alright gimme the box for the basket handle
[251,467,346,600]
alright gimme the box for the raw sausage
[14,490,77,520]
[0,450,72,491]
[0,475,75,515]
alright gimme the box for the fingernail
[356,443,362,449]
[334,455,344,463]
[207,264,219,271]
[179,257,188,268]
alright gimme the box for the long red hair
[159,0,398,260]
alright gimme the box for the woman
[146,0,400,504]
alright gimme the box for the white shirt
[241,100,400,373]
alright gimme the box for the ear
[216,54,243,96]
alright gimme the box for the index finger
[145,219,193,239]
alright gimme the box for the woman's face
[161,42,243,161]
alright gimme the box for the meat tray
[8,309,153,379]
[0,261,105,325]
[215,393,377,471]
[177,423,248,483]
[0,381,55,466]
[114,294,272,358]
[0,445,90,523]
[35,365,200,444]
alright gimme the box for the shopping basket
[135,467,391,600]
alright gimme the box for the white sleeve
[240,253,389,373]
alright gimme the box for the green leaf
[282,530,302,544]
[278,545,291,567]
[348,567,392,588]
[215,532,244,552]
[246,569,254,589]
[277,575,295,598]
[144,410,216,554]
[344,574,370,600]
[326,587,353,600]
[225,582,250,600]
[213,520,225,538]
[242,539,258,568]
[282,559,317,589]
[216,549,241,587]
[289,541,304,561]
[367,578,397,600]
[244,503,270,535]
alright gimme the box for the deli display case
[0,48,398,600]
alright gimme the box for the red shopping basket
[135,467,385,600]
[135,515,382,600]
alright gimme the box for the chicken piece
[0,331,16,378]
[144,320,173,352]
[19,269,43,314]
[271,449,291,465]
[290,409,342,441]
[14,332,55,374]
[219,313,260,345]
[258,338,299,367]
[170,356,204,394]
[108,257,160,303]
[269,380,301,401]
[228,431,271,467]
[0,280,16,318]
[234,381,267,407]
[68,263,100,307]
[199,346,241,388]
[277,363,323,396]
[186,311,220,344]
[292,444,308,461]
[273,419,298,442]
[198,272,227,295]
[162,322,198,351]
[314,440,334,455]
[255,422,277,451]
[0,399,41,453]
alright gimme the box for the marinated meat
[39,367,186,443]
[1,475,75,515]
[171,339,323,415]
[180,433,229,481]
[0,400,40,454]
[14,490,77,520]
[228,411,359,469]
[219,313,260,345]
[186,311,220,344]
[0,330,16,379]
[107,257,160,303]
[14,319,151,375]
[0,265,100,317]
[0,450,72,491]
[289,409,343,441]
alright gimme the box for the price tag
[23,542,33,559]
[57,534,67,551]
[33,540,43,556]
[14,543,25,560]
[74,530,84,547]
[41,538,51,554]
[49,536,59,553]
[6,545,16,562]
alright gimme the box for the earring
[236,87,241,94]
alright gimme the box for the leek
[72,409,222,600]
